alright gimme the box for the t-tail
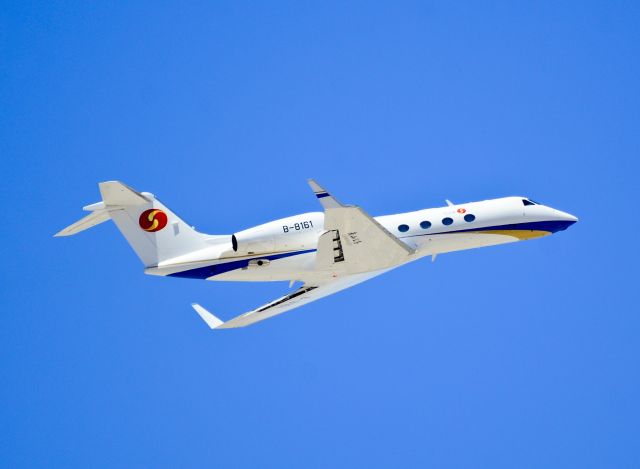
[55,181,215,267]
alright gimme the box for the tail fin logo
[139,209,168,232]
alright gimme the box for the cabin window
[464,214,476,222]
[442,217,453,226]
[420,221,431,229]
[398,224,409,233]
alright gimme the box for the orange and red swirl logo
[139,209,168,232]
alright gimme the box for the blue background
[2,2,639,467]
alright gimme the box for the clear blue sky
[2,2,639,467]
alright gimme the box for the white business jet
[56,180,577,329]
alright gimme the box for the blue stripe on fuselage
[403,219,576,238]
[169,249,317,280]
[170,220,574,280]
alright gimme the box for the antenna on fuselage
[445,199,454,207]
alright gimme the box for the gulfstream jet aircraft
[56,180,577,329]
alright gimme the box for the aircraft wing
[191,270,386,329]
[191,179,413,329]
[310,179,415,274]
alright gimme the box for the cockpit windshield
[522,199,539,206]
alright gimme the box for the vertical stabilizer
[57,181,213,267]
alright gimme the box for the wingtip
[307,179,344,208]
[191,303,225,329]
[53,227,75,237]
[307,178,324,193]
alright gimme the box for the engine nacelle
[231,212,324,256]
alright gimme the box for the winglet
[191,303,224,329]
[307,179,344,209]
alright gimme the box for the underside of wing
[309,179,415,274]
[192,270,386,329]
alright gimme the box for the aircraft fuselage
[147,196,577,283]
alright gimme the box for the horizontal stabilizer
[83,201,105,211]
[54,209,110,237]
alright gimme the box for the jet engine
[231,213,323,256]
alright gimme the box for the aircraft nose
[549,208,578,232]
[556,209,578,223]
